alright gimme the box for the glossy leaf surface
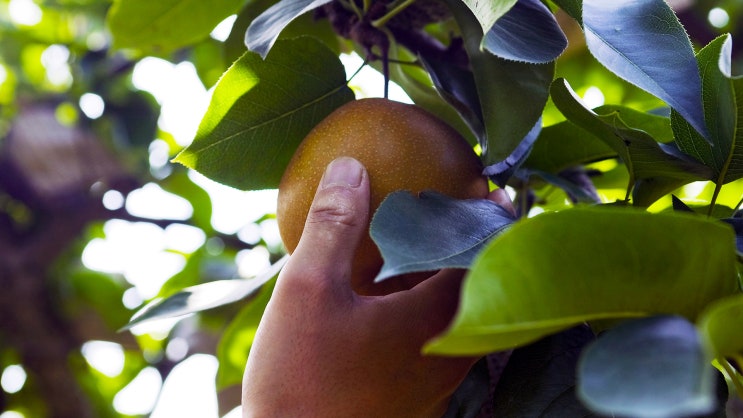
[578,316,716,418]
[672,35,743,185]
[551,78,711,203]
[426,207,738,355]
[459,0,516,37]
[174,37,354,190]
[492,326,596,417]
[245,0,333,58]
[582,0,708,140]
[446,0,553,172]
[371,192,515,282]
[483,0,567,64]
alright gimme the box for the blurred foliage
[0,0,741,417]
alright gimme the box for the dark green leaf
[442,357,490,418]
[483,0,567,64]
[446,0,553,171]
[672,35,743,185]
[530,169,601,204]
[457,0,516,37]
[551,78,712,203]
[582,0,708,140]
[425,207,739,355]
[387,41,477,145]
[492,325,597,417]
[245,0,333,58]
[552,0,582,24]
[420,55,484,141]
[371,192,515,282]
[174,37,354,190]
[122,256,286,330]
[524,120,616,174]
[578,315,717,418]
[107,0,245,53]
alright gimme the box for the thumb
[289,157,370,284]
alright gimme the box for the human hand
[242,157,510,417]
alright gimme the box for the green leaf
[387,44,477,146]
[425,207,738,355]
[551,78,712,203]
[446,0,553,169]
[458,0,517,37]
[245,0,333,58]
[672,35,743,185]
[552,0,582,24]
[578,315,717,418]
[370,191,515,282]
[524,119,616,174]
[582,0,708,141]
[492,326,597,417]
[122,256,286,330]
[107,0,245,53]
[699,293,743,361]
[174,37,354,190]
[483,0,567,64]
[217,278,276,389]
[443,358,491,418]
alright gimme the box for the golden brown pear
[277,98,489,294]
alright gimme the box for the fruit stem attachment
[371,0,417,28]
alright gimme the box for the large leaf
[446,0,553,172]
[524,119,616,174]
[391,44,478,145]
[370,192,515,283]
[107,0,245,53]
[491,326,596,417]
[483,0,567,64]
[578,315,717,418]
[459,0,516,37]
[174,37,354,190]
[245,0,333,58]
[122,255,287,330]
[425,207,739,355]
[420,55,484,143]
[551,78,712,203]
[672,35,743,185]
[582,0,708,140]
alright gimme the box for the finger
[288,157,370,287]
[488,188,516,216]
[387,269,467,342]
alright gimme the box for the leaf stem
[340,0,364,20]
[346,58,369,85]
[371,0,416,28]
[719,358,743,399]
[707,181,723,217]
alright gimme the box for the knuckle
[307,189,362,228]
